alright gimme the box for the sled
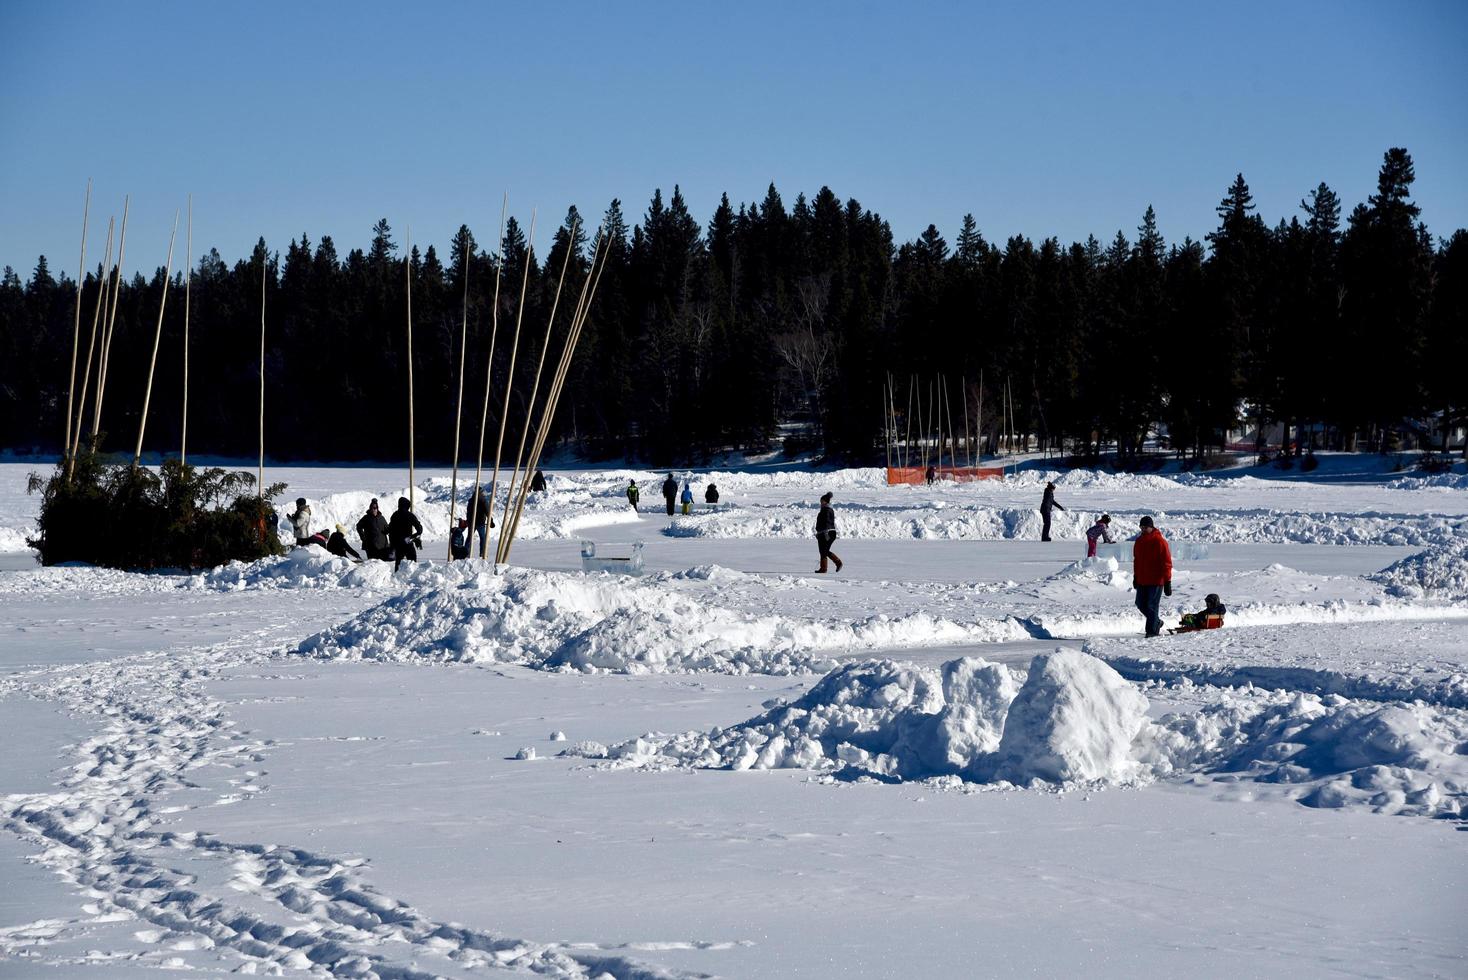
[1167,614,1224,635]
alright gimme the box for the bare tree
[774,274,838,452]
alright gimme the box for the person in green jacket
[626,480,640,512]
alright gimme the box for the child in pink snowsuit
[1086,514,1115,557]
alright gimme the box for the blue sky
[2,1,1465,278]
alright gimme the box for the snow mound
[0,526,33,552]
[1047,556,1132,590]
[295,568,1028,675]
[593,652,1150,785]
[1136,689,1468,819]
[194,549,483,592]
[1386,472,1468,491]
[664,505,1090,541]
[997,650,1150,783]
[1370,539,1468,600]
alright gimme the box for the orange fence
[887,466,1005,485]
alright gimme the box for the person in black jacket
[356,499,391,561]
[530,469,547,493]
[814,491,843,573]
[388,496,423,571]
[662,474,678,516]
[1040,481,1065,542]
[705,482,719,504]
[465,484,493,558]
[326,524,363,563]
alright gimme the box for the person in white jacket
[287,498,312,546]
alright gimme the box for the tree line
[2,147,1463,467]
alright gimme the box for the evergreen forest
[2,147,1464,467]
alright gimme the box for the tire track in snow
[0,630,702,978]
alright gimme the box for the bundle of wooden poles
[58,182,607,572]
[881,371,1034,472]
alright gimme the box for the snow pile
[295,568,1030,675]
[1179,511,1467,548]
[195,548,483,592]
[592,650,1151,785]
[996,650,1150,783]
[0,526,33,552]
[1136,689,1468,818]
[1046,556,1132,590]
[1369,538,1468,600]
[1386,472,1468,491]
[664,504,1091,541]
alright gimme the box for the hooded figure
[680,481,694,515]
[705,482,719,504]
[814,492,842,573]
[531,469,547,493]
[1178,593,1227,632]
[388,496,423,571]
[662,474,678,516]
[288,497,312,546]
[356,498,391,560]
[1040,482,1065,541]
[450,518,471,561]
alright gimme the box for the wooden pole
[487,208,536,562]
[962,375,971,469]
[496,216,579,563]
[65,179,91,472]
[258,248,266,500]
[405,225,416,510]
[447,226,471,560]
[69,216,111,478]
[501,233,609,562]
[976,370,984,461]
[472,195,508,559]
[903,375,914,471]
[181,195,191,467]
[943,375,955,471]
[132,208,180,467]
[93,194,129,445]
[882,376,891,472]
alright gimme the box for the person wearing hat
[626,479,640,512]
[662,473,679,516]
[1085,514,1115,558]
[287,497,313,547]
[814,491,843,573]
[356,498,391,561]
[1039,482,1065,542]
[388,496,423,571]
[325,523,363,562]
[1132,515,1173,637]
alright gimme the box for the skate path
[0,619,703,978]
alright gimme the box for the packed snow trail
[0,631,699,978]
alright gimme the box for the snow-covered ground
[3,459,1466,977]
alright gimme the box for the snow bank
[1386,472,1468,491]
[590,651,1150,785]
[1046,556,1132,590]
[1136,689,1468,818]
[0,526,33,552]
[1370,539,1468,600]
[295,567,1030,675]
[664,504,1091,541]
[193,548,477,592]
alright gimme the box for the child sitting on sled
[1172,593,1226,633]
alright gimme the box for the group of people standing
[624,475,720,515]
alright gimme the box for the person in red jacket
[1132,515,1173,637]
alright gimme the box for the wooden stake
[472,195,508,559]
[181,195,191,467]
[487,208,536,562]
[496,217,580,562]
[406,225,416,510]
[882,376,891,471]
[132,208,180,467]
[258,249,266,500]
[69,216,111,478]
[502,228,598,551]
[93,194,129,445]
[962,375,971,469]
[903,375,913,471]
[447,227,471,561]
[65,179,91,472]
[500,233,609,561]
[976,370,984,461]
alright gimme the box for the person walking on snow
[626,480,640,512]
[925,464,936,486]
[1085,514,1115,558]
[288,497,312,546]
[1040,481,1065,541]
[814,491,843,573]
[356,498,391,561]
[530,469,547,493]
[705,482,719,505]
[662,474,678,516]
[680,481,694,515]
[1132,515,1173,638]
[388,496,423,572]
